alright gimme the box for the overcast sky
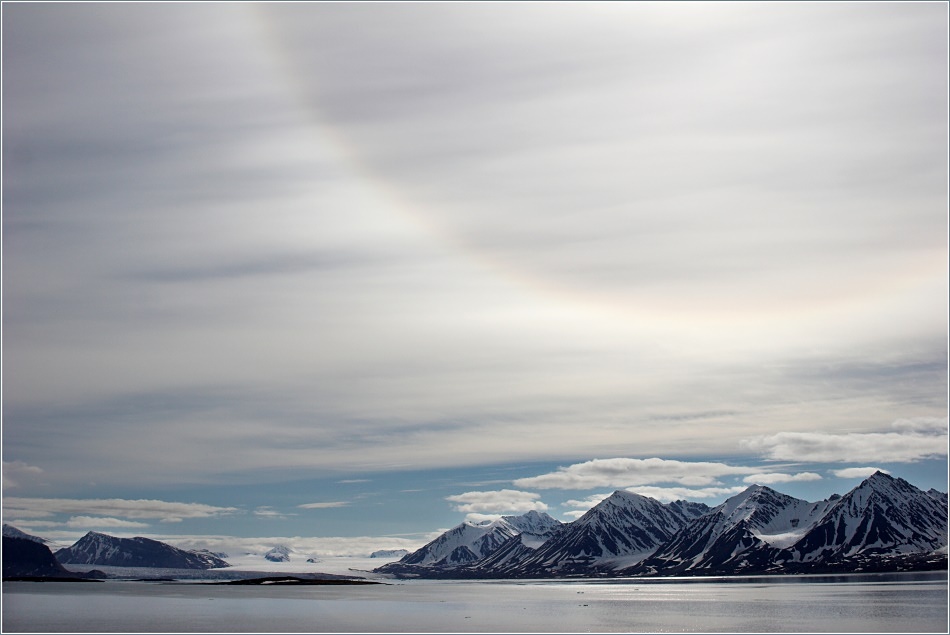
[2,2,947,555]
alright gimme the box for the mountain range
[4,471,945,580]
[53,531,231,569]
[376,472,948,578]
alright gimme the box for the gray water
[2,572,947,633]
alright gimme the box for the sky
[2,2,948,558]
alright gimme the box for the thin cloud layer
[742,472,822,485]
[445,489,548,514]
[64,516,150,530]
[513,458,761,490]
[1,2,946,536]
[3,497,239,523]
[832,467,890,479]
[627,485,748,503]
[297,502,350,509]
[744,419,948,463]
[1,461,43,490]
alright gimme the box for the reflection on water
[2,571,947,633]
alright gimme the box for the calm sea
[2,572,947,633]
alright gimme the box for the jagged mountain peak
[501,510,561,534]
[839,471,928,512]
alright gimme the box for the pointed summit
[789,471,947,562]
[504,490,695,575]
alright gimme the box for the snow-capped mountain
[630,474,948,577]
[55,531,230,569]
[788,471,948,563]
[632,485,833,575]
[2,524,48,545]
[507,491,710,575]
[395,520,517,567]
[264,545,292,562]
[375,511,562,574]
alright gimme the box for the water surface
[3,572,946,632]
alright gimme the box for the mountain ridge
[375,472,948,579]
[55,531,231,569]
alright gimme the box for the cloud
[742,472,822,485]
[514,458,760,490]
[8,520,61,529]
[891,417,948,434]
[64,516,150,529]
[253,507,296,520]
[2,461,43,490]
[3,497,239,523]
[1,2,945,515]
[562,493,613,517]
[832,467,890,479]
[337,479,371,484]
[744,419,948,463]
[445,489,548,514]
[297,501,350,509]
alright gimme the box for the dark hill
[3,536,73,578]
